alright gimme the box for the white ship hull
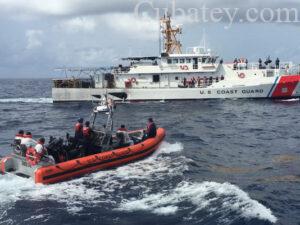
[52,16,300,102]
[52,74,300,102]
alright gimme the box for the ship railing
[112,66,131,74]
[226,62,294,71]
[178,76,224,89]
[53,78,94,88]
[280,64,300,76]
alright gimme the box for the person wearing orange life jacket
[83,121,93,155]
[21,132,37,148]
[34,137,55,164]
[14,130,24,142]
[74,118,84,143]
[83,121,93,139]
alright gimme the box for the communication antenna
[159,19,162,55]
[160,14,182,54]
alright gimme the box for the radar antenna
[160,14,182,54]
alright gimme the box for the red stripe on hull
[272,75,300,98]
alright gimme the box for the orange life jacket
[75,123,83,132]
[15,134,24,138]
[83,127,91,137]
[118,127,128,132]
[23,134,32,138]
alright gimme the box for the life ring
[131,77,137,83]
[238,73,246,79]
[180,65,189,70]
[26,147,41,166]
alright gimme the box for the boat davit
[0,98,166,184]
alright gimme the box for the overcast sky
[0,0,300,78]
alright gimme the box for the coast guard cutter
[52,15,300,102]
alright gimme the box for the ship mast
[160,15,182,54]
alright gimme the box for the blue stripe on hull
[267,76,279,98]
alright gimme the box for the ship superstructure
[52,15,300,102]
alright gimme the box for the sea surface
[0,79,299,225]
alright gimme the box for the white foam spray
[0,98,53,104]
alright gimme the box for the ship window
[175,76,179,80]
[186,58,191,63]
[267,70,274,77]
[198,58,202,62]
[153,74,160,83]
[173,59,179,64]
[180,59,185,63]
[167,59,172,64]
[202,57,207,63]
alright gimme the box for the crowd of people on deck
[233,57,281,70]
[181,76,225,88]
[12,117,157,165]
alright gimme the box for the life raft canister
[180,65,189,70]
[238,73,246,79]
[26,147,41,166]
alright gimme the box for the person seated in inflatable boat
[116,125,133,148]
[21,132,37,148]
[33,137,55,164]
[143,118,157,140]
[82,121,95,155]
[17,131,37,156]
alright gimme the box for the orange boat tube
[32,128,165,184]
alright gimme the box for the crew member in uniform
[144,118,157,139]
[258,58,262,69]
[276,58,280,69]
[83,121,93,154]
[74,118,84,145]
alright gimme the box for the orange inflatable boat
[1,128,165,184]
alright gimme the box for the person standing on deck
[74,118,84,144]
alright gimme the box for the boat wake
[0,142,277,224]
[0,98,53,104]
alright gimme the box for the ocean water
[0,79,299,225]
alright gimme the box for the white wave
[153,142,183,155]
[118,181,277,223]
[0,98,53,103]
[279,98,300,102]
[0,142,186,215]
[0,141,277,224]
[24,214,49,222]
